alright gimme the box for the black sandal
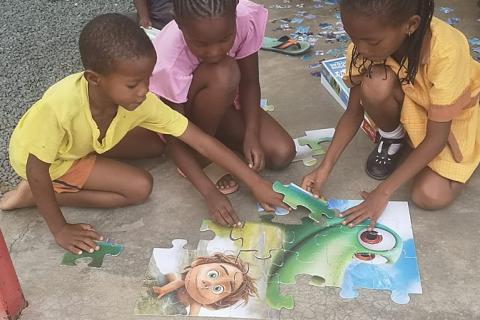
[365,137,405,180]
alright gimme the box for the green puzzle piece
[61,241,124,268]
[297,136,333,155]
[272,181,336,221]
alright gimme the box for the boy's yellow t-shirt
[9,72,188,180]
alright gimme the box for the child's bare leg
[360,65,404,131]
[0,157,152,210]
[184,56,241,189]
[411,167,464,210]
[216,107,295,169]
[360,65,406,179]
[102,127,165,159]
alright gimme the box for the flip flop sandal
[177,163,239,195]
[261,36,311,56]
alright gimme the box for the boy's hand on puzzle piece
[205,190,241,227]
[338,187,391,230]
[243,134,265,171]
[301,166,329,198]
[53,223,103,255]
[254,180,290,213]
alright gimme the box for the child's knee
[410,180,453,210]
[200,56,240,94]
[361,65,399,105]
[267,139,296,170]
[128,171,153,204]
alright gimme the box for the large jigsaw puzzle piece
[273,181,336,221]
[61,241,123,268]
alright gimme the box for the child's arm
[163,101,240,226]
[188,302,202,316]
[133,0,151,28]
[152,277,184,298]
[301,85,364,196]
[340,120,451,229]
[237,53,264,171]
[167,136,239,226]
[178,122,288,212]
[26,154,102,254]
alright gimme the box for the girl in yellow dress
[302,0,480,229]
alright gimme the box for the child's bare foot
[177,165,239,195]
[0,180,35,211]
[216,174,238,194]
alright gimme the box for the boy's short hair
[79,13,155,74]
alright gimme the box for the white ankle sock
[378,125,405,155]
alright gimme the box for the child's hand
[243,134,265,171]
[338,187,391,230]
[153,286,167,299]
[301,166,330,198]
[139,16,152,29]
[53,223,103,255]
[205,190,241,227]
[253,180,290,212]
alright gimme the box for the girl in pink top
[149,0,295,225]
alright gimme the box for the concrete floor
[1,1,480,319]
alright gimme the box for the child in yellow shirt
[302,0,480,229]
[0,13,286,255]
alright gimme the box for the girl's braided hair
[173,0,239,23]
[340,0,434,84]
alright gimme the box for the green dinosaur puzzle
[272,181,336,221]
[61,241,124,268]
[265,216,403,310]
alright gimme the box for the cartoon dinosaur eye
[357,228,396,251]
[353,253,388,264]
[211,285,224,295]
[207,270,219,279]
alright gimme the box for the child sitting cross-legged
[0,13,287,255]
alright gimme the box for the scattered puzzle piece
[297,136,331,154]
[292,129,334,166]
[260,98,275,111]
[61,241,123,268]
[293,138,318,166]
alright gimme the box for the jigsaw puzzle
[293,128,334,166]
[61,240,123,268]
[135,198,421,318]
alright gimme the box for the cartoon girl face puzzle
[134,238,279,319]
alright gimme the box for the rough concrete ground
[1,0,479,319]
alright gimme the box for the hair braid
[174,0,239,23]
